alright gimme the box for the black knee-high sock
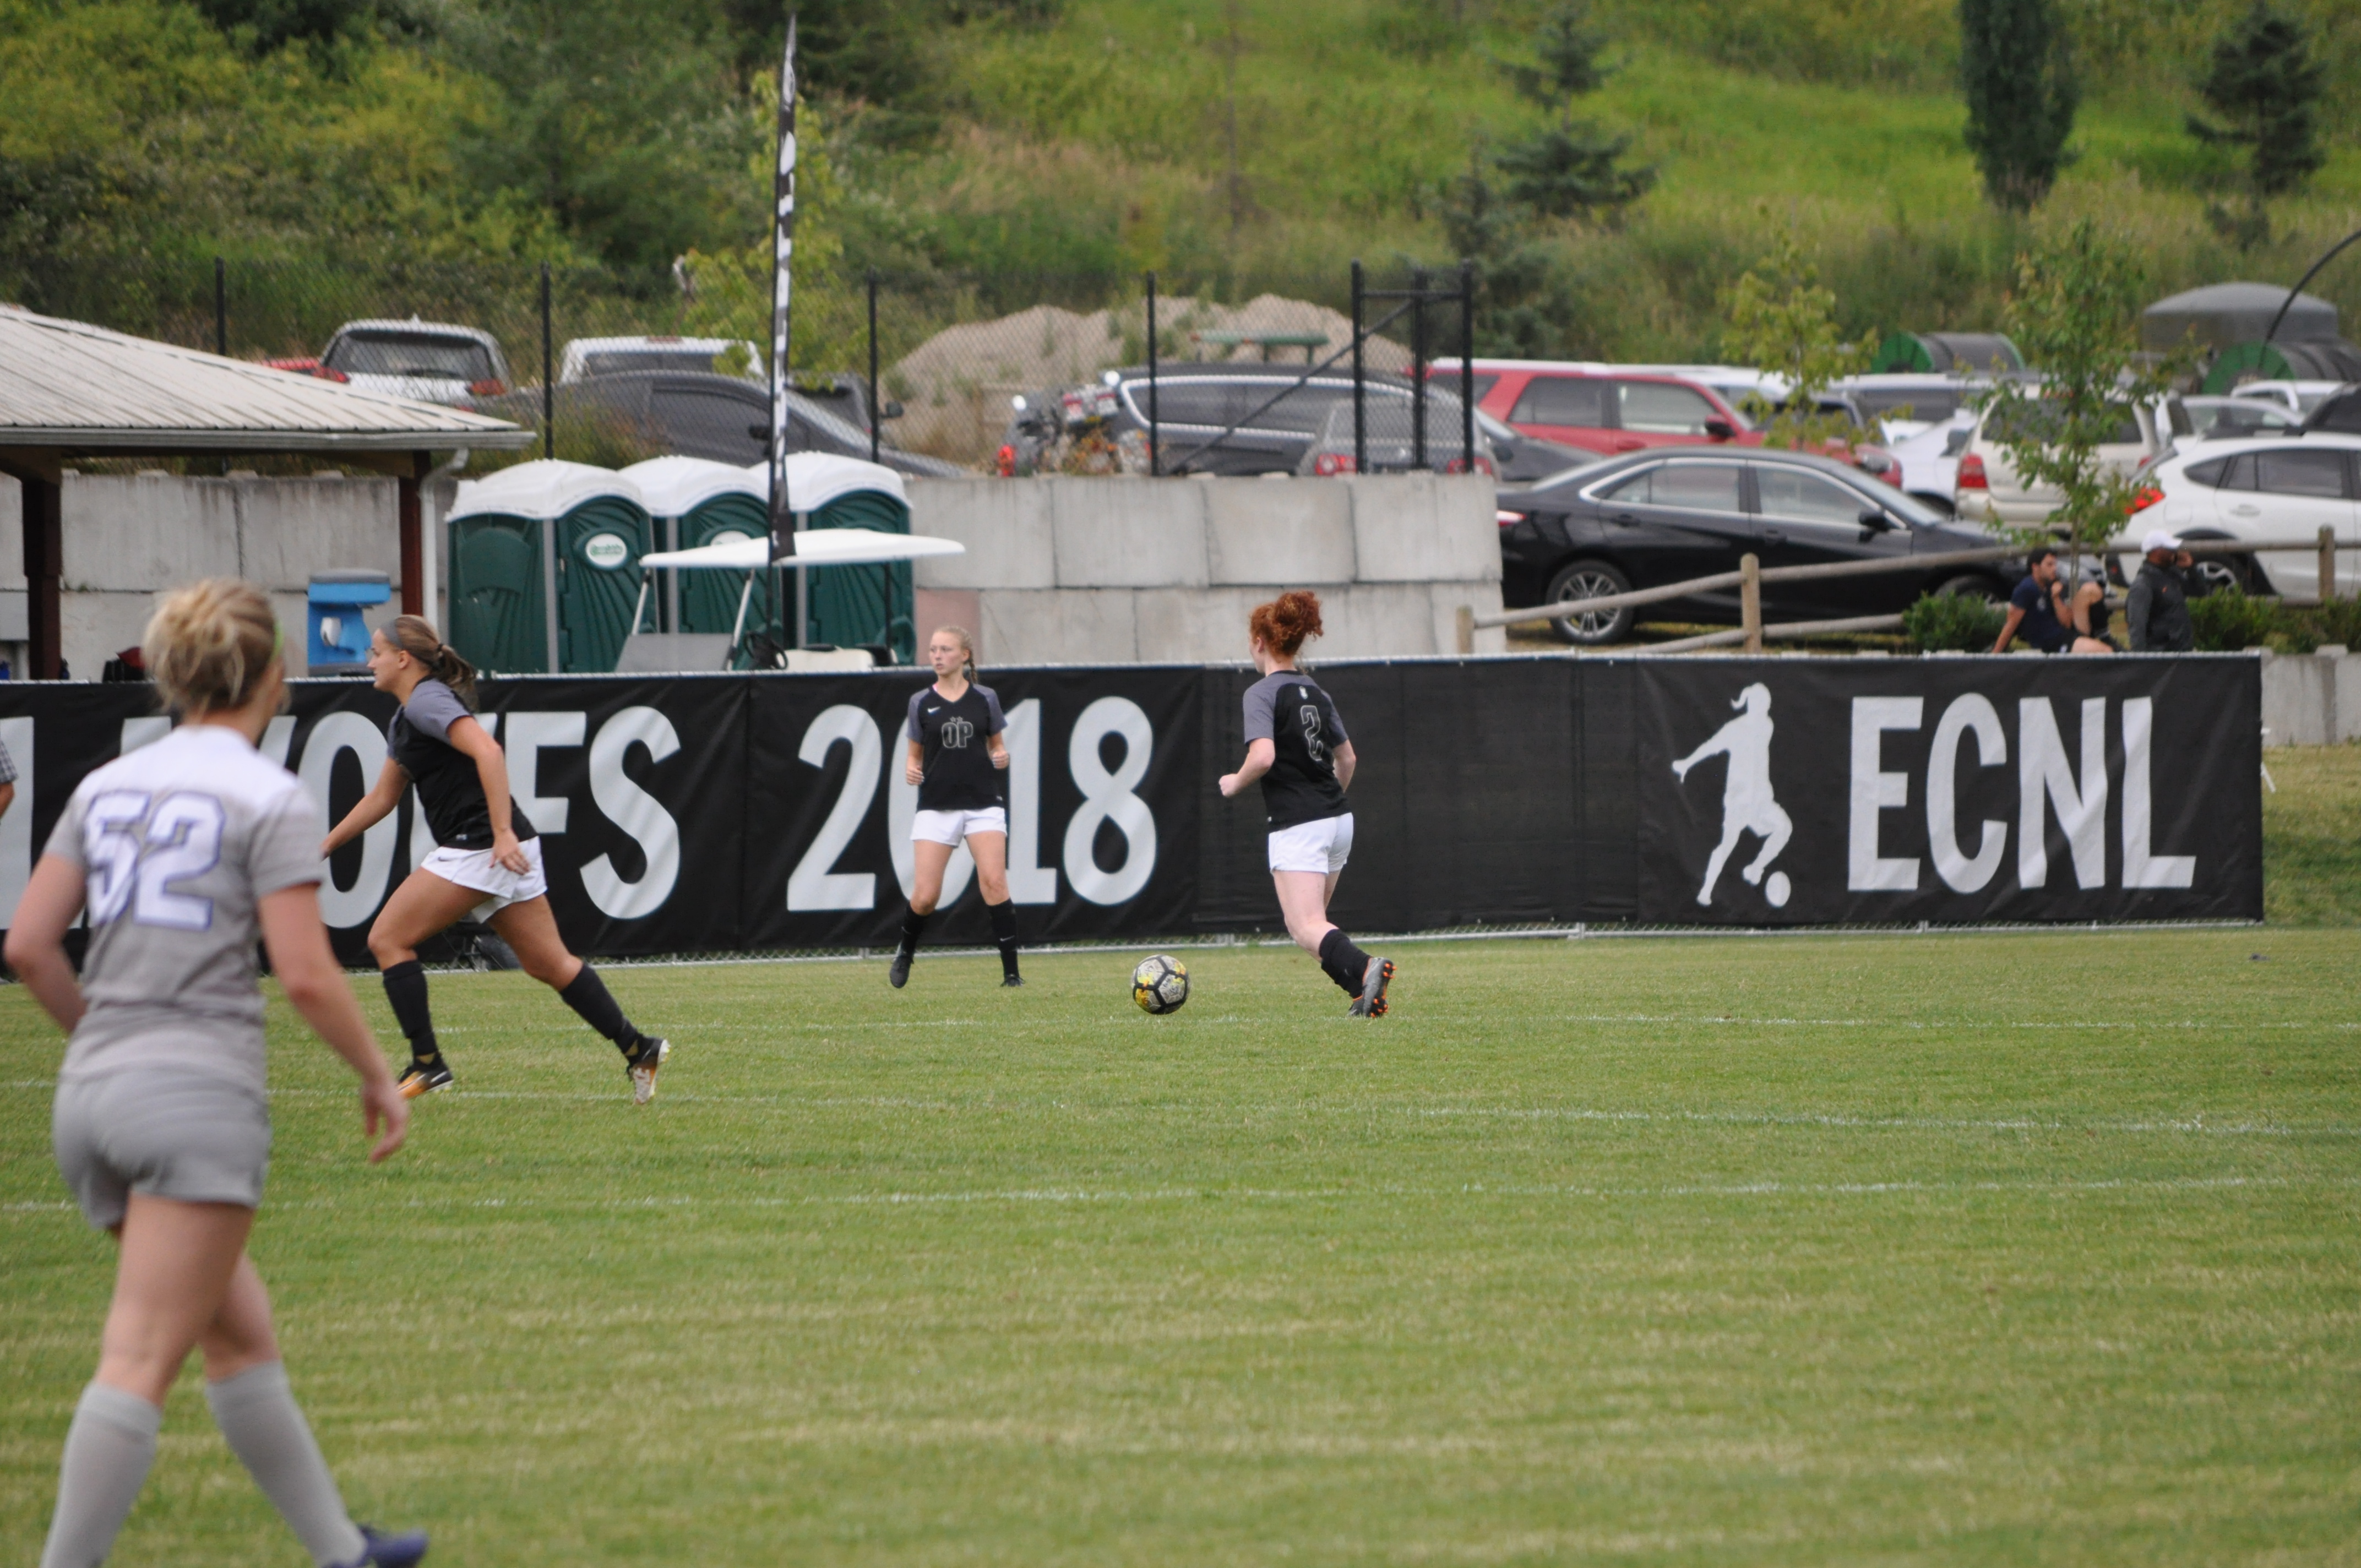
[1316,928,1372,997]
[380,960,442,1066]
[898,906,930,957]
[987,900,1020,978]
[558,964,651,1061]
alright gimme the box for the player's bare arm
[1220,738,1276,798]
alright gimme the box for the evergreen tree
[1958,0,2077,211]
[2188,2,2325,249]
[1490,1,1654,224]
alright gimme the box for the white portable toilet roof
[447,459,645,522]
[741,452,910,513]
[619,455,764,518]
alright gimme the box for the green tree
[1717,227,1872,451]
[1959,0,2077,211]
[1978,220,2180,569]
[1490,2,1654,224]
[2188,2,2325,249]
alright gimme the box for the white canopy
[640,527,964,570]
[448,459,645,522]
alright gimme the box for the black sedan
[1498,447,2022,645]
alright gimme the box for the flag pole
[767,14,799,567]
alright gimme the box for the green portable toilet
[446,460,654,674]
[621,457,774,639]
[772,453,916,664]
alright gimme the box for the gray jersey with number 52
[45,723,325,1096]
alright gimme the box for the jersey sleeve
[403,681,473,744]
[1323,692,1349,746]
[906,689,928,742]
[247,787,327,896]
[1242,680,1277,742]
[980,686,1007,735]
[41,787,89,869]
[0,737,17,786]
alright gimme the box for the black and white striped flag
[766,14,798,560]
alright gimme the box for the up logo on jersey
[939,715,976,750]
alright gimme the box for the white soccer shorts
[911,806,1008,846]
[421,837,550,920]
[1267,813,1354,875]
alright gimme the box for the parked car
[2299,384,2361,436]
[1879,409,1978,516]
[2231,380,2347,418]
[1827,373,1980,442]
[1956,395,2186,530]
[2124,433,2361,600]
[307,319,511,405]
[476,371,960,477]
[1498,447,2021,645]
[1293,399,1591,482]
[2180,395,2305,442]
[1427,358,1756,456]
[559,335,764,384]
[1000,363,1509,478]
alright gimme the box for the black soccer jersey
[1242,669,1349,830]
[386,679,537,849]
[907,681,1007,813]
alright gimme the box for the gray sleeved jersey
[45,722,325,1096]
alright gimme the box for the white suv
[1956,396,2183,529]
[2124,433,2361,600]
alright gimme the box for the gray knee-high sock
[205,1363,366,1568]
[41,1381,161,1568]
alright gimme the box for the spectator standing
[2125,529,2197,652]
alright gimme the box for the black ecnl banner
[0,654,2262,959]
[1633,656,2262,924]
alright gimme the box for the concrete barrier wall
[908,474,1506,663]
[2260,647,2361,745]
[0,471,455,678]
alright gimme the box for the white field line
[12,1080,2348,1138]
[7,1172,2344,1220]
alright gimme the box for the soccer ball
[1132,954,1190,1015]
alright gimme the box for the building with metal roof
[0,304,533,677]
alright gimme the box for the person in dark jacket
[2125,529,2196,652]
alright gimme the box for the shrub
[1903,592,2005,652]
[2188,585,2289,651]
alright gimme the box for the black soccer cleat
[395,1061,453,1099]
[1350,957,1395,1019]
[1001,973,1025,988]
[339,1523,428,1567]
[889,949,913,989]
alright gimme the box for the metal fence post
[1411,265,1428,472]
[213,257,226,357]
[1146,270,1160,477]
[540,262,554,461]
[1740,553,1763,653]
[1459,258,1475,472]
[866,268,880,465]
[1351,259,1366,475]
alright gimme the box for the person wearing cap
[2125,529,2196,652]
[1993,547,2112,654]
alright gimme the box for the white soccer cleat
[629,1038,670,1104]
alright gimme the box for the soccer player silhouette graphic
[1671,682,1794,908]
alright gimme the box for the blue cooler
[307,570,391,674]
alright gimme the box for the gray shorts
[52,1070,271,1231]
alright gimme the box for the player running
[890,625,1022,988]
[1217,591,1394,1017]
[322,616,670,1102]
[8,580,427,1568]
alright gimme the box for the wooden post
[398,456,425,616]
[2321,525,2337,604]
[1740,553,1762,654]
[23,473,62,679]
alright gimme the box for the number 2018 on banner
[787,698,1156,913]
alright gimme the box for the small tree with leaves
[1718,227,1873,451]
[1978,220,2182,576]
[2189,2,2325,249]
[1959,0,2078,211]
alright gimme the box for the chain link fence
[3,254,1452,474]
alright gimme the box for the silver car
[318,319,511,406]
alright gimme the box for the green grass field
[6,908,2358,1564]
